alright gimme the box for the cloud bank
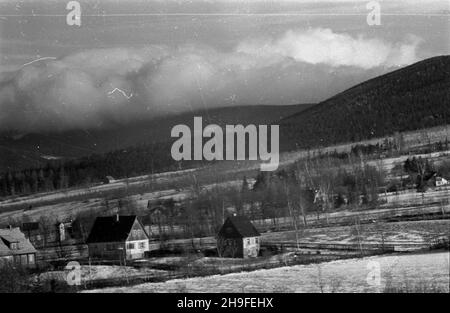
[237,28,421,69]
[0,28,421,133]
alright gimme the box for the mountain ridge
[279,55,450,150]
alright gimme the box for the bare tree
[283,180,301,250]
[38,215,54,248]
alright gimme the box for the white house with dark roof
[86,215,150,260]
[435,176,449,187]
[0,227,37,267]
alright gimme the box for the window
[126,243,135,250]
[139,242,146,249]
[10,242,19,250]
[28,254,35,264]
[246,239,251,246]
[255,237,259,244]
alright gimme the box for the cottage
[425,174,449,188]
[0,227,37,267]
[103,176,117,184]
[217,216,260,258]
[435,176,449,187]
[86,215,149,260]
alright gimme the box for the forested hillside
[280,56,450,150]
[0,103,311,173]
[0,104,310,196]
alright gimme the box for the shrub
[0,262,32,293]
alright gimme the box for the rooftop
[218,216,260,238]
[86,215,142,244]
[0,227,37,257]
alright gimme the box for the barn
[86,215,149,261]
[217,216,261,258]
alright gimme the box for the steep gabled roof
[0,227,37,257]
[86,215,141,244]
[218,216,260,238]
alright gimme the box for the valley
[0,56,449,293]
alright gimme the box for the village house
[424,174,450,189]
[217,216,261,258]
[103,176,117,184]
[86,215,150,260]
[0,227,37,267]
[434,176,449,187]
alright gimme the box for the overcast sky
[0,0,449,132]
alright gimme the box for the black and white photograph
[0,0,449,298]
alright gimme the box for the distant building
[435,176,449,187]
[21,220,76,248]
[0,227,37,267]
[55,220,77,242]
[58,222,66,242]
[426,174,449,188]
[217,216,260,258]
[86,215,149,260]
[103,176,117,184]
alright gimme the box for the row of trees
[0,165,69,197]
[120,154,387,239]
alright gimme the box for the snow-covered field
[278,125,450,168]
[37,265,167,282]
[86,251,449,293]
[382,187,450,206]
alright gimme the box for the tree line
[117,154,388,240]
[0,141,198,197]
